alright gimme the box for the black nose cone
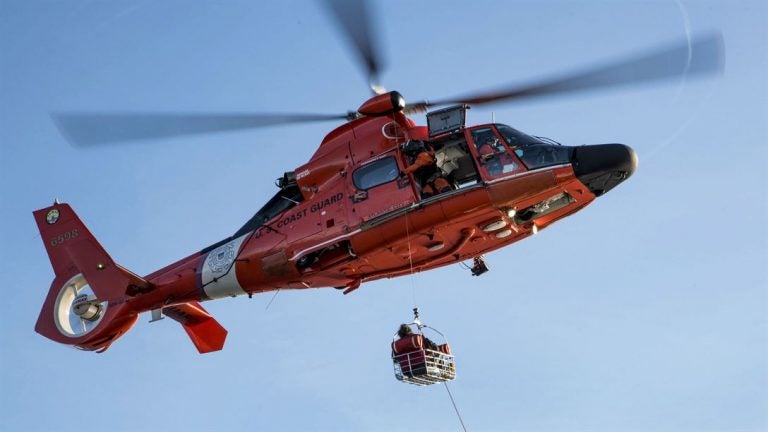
[571,144,638,196]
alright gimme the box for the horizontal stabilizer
[163,302,228,354]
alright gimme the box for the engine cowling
[357,91,405,117]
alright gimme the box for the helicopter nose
[571,143,638,196]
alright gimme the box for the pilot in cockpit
[476,136,504,175]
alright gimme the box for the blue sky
[1,1,766,431]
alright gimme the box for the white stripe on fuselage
[201,234,249,299]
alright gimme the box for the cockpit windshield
[495,124,571,170]
[496,124,545,147]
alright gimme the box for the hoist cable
[404,210,417,310]
[444,382,468,432]
[265,288,281,311]
[396,112,417,298]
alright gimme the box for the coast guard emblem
[208,243,235,274]
[46,209,60,225]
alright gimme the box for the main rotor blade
[52,112,351,146]
[323,0,384,92]
[406,32,724,113]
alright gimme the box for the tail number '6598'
[50,229,79,247]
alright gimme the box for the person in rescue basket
[393,323,439,377]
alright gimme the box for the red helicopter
[34,1,723,354]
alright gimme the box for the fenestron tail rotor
[53,274,107,338]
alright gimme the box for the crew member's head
[403,140,427,156]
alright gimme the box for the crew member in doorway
[401,140,452,198]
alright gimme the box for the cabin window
[353,156,399,190]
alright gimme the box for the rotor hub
[72,294,103,322]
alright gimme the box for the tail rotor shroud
[53,274,106,337]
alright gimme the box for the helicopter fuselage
[33,105,637,353]
[133,110,635,312]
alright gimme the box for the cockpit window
[470,128,522,176]
[232,184,302,238]
[495,124,544,147]
[353,156,400,190]
[495,124,570,170]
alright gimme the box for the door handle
[352,191,368,202]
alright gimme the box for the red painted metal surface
[33,113,601,353]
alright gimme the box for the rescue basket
[391,322,456,386]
